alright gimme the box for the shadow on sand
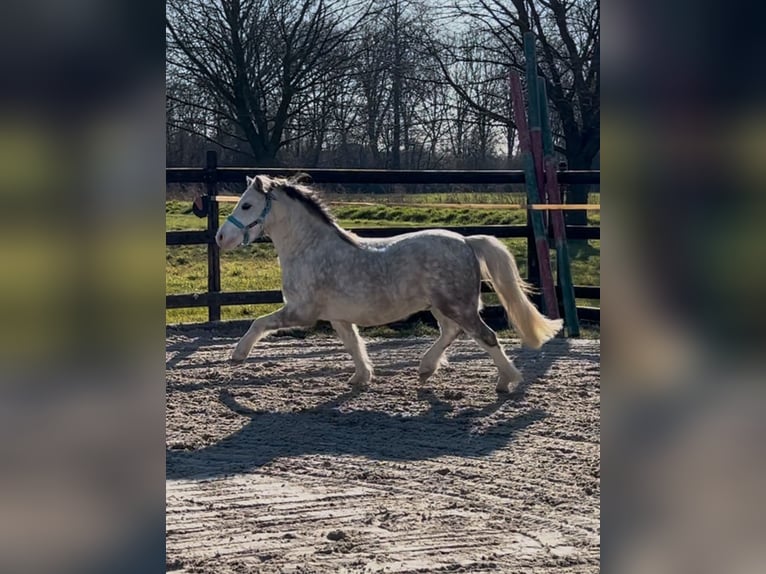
[166,337,580,480]
[167,388,546,480]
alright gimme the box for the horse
[215,175,563,393]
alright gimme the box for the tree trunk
[506,122,516,168]
[391,0,402,169]
[564,151,592,227]
[563,149,597,257]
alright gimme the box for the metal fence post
[205,150,221,322]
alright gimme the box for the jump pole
[509,71,559,320]
[538,77,580,336]
[524,32,548,211]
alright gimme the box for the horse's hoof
[496,374,522,394]
[349,381,369,392]
[347,372,372,389]
[418,370,434,384]
[230,352,247,363]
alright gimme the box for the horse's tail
[466,235,563,349]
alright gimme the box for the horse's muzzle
[215,228,239,251]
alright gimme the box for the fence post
[205,150,221,322]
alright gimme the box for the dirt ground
[166,326,600,573]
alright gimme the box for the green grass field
[166,193,600,332]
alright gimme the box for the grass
[326,191,601,226]
[166,193,600,333]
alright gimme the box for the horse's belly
[320,296,427,326]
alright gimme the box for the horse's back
[362,228,482,305]
[360,228,465,249]
[369,228,476,266]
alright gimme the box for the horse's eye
[242,203,251,210]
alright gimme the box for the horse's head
[216,175,274,251]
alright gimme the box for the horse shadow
[165,336,200,370]
[166,336,580,480]
[166,387,546,480]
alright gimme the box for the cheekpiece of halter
[226,193,272,246]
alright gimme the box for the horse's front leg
[231,305,315,362]
[331,320,373,389]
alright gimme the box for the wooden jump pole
[509,71,559,320]
[524,33,547,208]
[538,78,580,336]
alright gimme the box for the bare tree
[164,0,597,177]
[353,22,392,166]
[166,0,370,165]
[432,0,599,217]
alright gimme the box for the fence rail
[166,151,600,327]
[167,167,600,186]
[166,284,601,309]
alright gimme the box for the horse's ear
[291,172,312,185]
[245,175,267,192]
[254,175,267,193]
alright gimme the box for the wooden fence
[166,151,600,330]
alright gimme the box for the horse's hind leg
[232,305,315,362]
[331,321,373,388]
[419,310,462,383]
[441,308,522,393]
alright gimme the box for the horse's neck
[266,206,338,258]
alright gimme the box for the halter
[225,193,272,246]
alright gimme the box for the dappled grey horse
[216,175,563,393]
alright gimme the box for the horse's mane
[275,176,358,246]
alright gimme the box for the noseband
[225,193,272,246]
